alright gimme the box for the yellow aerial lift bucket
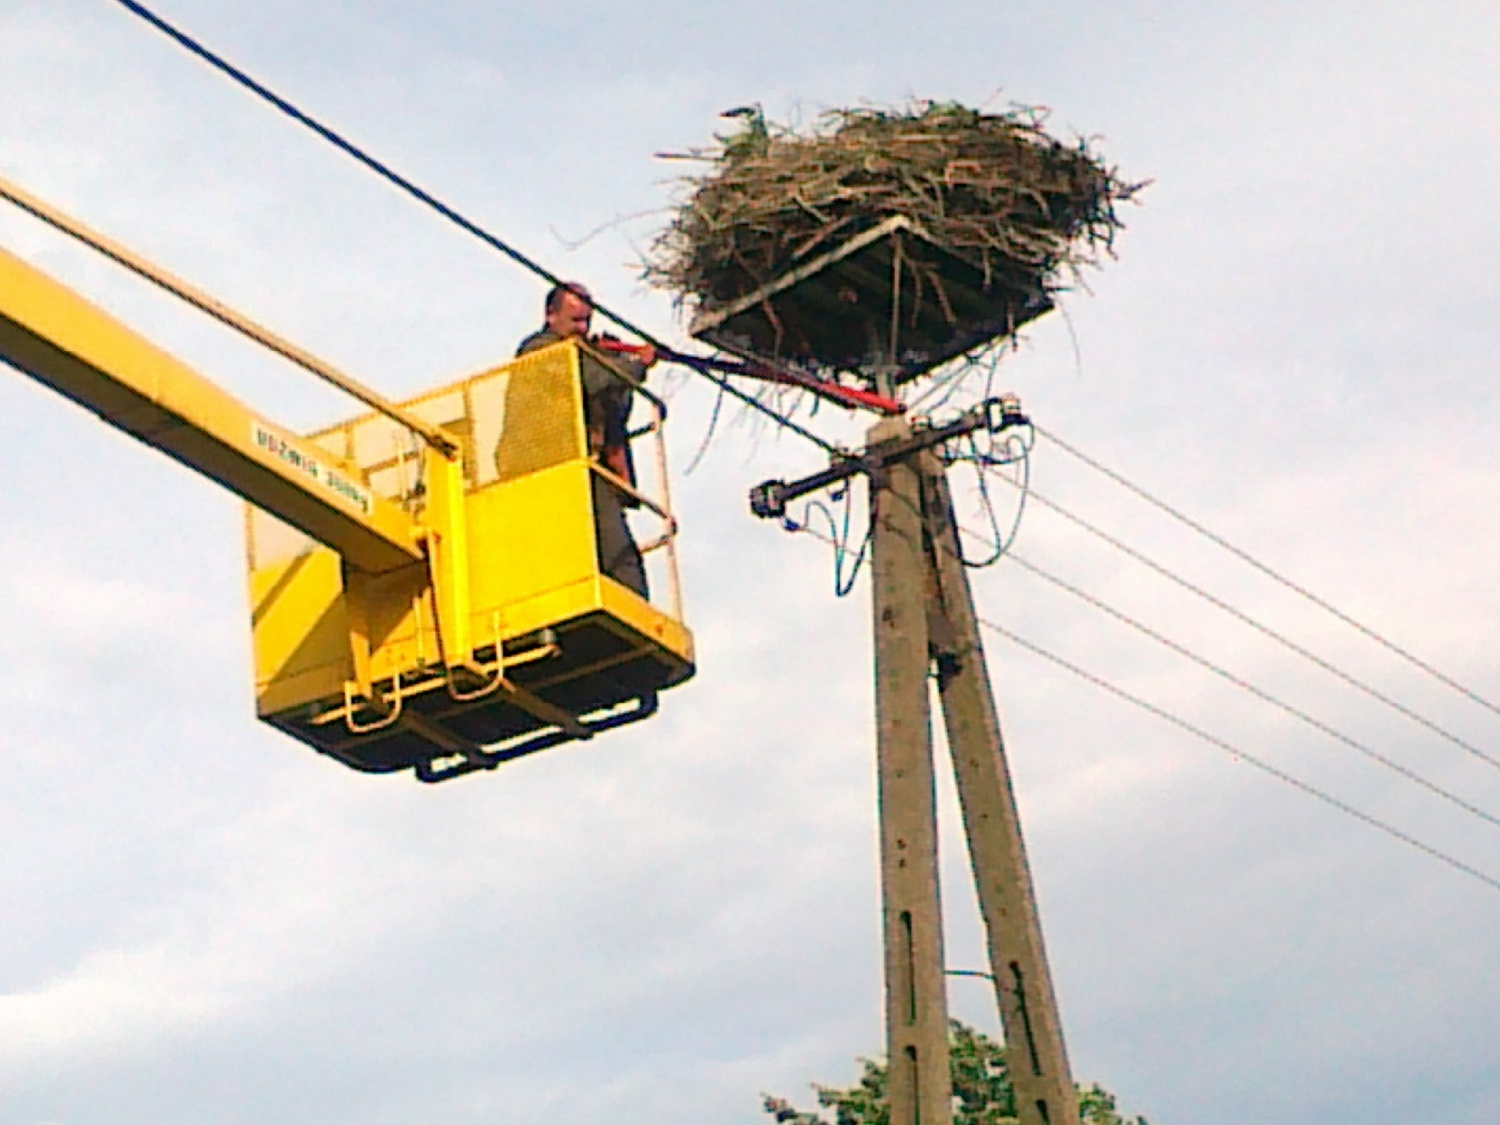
[0,180,693,784]
[246,340,695,782]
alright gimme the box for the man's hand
[591,334,655,370]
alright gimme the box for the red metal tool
[594,338,905,416]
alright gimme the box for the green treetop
[762,1020,1147,1125]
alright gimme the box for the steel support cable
[111,0,842,458]
[996,480,1500,774]
[974,616,1500,895]
[1004,551,1500,832]
[879,479,1500,852]
[761,443,1500,885]
[1033,424,1500,719]
[772,463,1500,887]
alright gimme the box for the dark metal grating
[275,606,692,776]
[688,217,1053,387]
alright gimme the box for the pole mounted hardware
[863,417,1076,1125]
[594,338,906,417]
[747,399,1070,1125]
[748,395,1028,521]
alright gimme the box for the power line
[110,0,842,458]
[1006,482,1500,774]
[780,435,1494,822]
[1003,552,1500,832]
[1034,424,1500,719]
[867,453,1500,832]
[975,616,1500,896]
[757,442,1500,887]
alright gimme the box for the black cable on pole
[1035,424,1500,720]
[977,616,1500,897]
[111,0,842,457]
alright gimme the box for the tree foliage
[762,1020,1147,1125]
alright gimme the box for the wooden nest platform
[688,216,1054,385]
[650,101,1143,384]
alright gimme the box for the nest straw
[649,101,1144,363]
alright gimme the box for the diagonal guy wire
[1034,424,1500,720]
[112,0,842,457]
[1005,551,1500,833]
[1011,484,1500,773]
[976,615,1500,895]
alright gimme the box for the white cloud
[2,1,1500,1122]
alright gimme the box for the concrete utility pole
[870,417,955,1125]
[862,421,1077,1125]
[751,398,1075,1125]
[920,464,1079,1125]
[700,200,1076,1125]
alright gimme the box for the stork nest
[647,100,1144,318]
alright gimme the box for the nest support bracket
[688,216,1054,388]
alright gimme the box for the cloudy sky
[3,1,1499,1122]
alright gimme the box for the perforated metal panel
[492,345,585,483]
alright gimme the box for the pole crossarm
[0,244,423,574]
[748,396,1027,520]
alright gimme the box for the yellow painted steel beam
[0,245,423,574]
[422,444,477,671]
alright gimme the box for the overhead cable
[976,616,1500,896]
[1004,552,1500,832]
[781,433,1490,813]
[758,435,1500,887]
[945,425,1031,567]
[1003,481,1500,774]
[770,450,1500,888]
[1035,424,1500,719]
[778,485,872,598]
[111,0,842,457]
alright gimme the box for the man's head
[543,282,593,339]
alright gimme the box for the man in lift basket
[516,282,655,599]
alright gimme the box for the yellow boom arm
[0,245,423,574]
